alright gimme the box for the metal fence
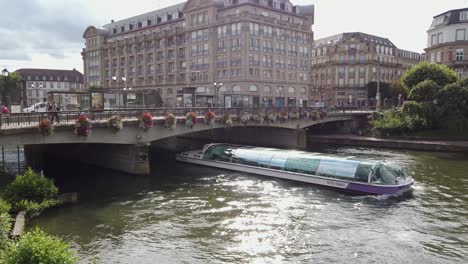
[0,106,373,128]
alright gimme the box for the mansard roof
[313,32,396,48]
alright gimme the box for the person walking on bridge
[50,101,60,124]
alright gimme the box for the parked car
[23,102,48,113]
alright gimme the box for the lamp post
[376,62,381,109]
[1,69,9,106]
[213,82,223,107]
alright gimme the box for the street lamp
[1,69,8,107]
[1,68,8,77]
[213,82,223,107]
[375,63,381,109]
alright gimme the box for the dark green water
[29,146,468,263]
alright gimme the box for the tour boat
[176,144,414,195]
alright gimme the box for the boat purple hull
[347,181,414,195]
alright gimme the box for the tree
[408,80,441,102]
[388,80,408,106]
[401,62,458,90]
[0,72,22,107]
[367,81,390,99]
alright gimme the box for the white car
[23,102,48,113]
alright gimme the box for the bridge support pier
[25,143,150,176]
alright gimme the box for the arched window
[264,86,271,93]
[219,86,227,93]
[249,85,258,92]
[288,87,295,93]
[232,85,241,93]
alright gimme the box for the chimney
[111,19,115,23]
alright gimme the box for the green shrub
[0,199,12,250]
[1,168,58,214]
[402,62,458,90]
[2,228,78,264]
[370,109,428,137]
[408,80,441,102]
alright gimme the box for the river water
[29,145,468,263]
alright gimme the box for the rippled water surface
[30,146,468,263]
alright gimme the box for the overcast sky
[0,0,466,73]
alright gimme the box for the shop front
[224,95,260,108]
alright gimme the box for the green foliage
[370,109,428,137]
[408,80,441,102]
[436,82,468,131]
[0,199,12,250]
[0,72,22,107]
[2,228,78,264]
[367,81,390,99]
[401,62,458,90]
[1,168,58,214]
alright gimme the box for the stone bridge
[0,107,371,175]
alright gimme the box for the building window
[460,11,468,21]
[249,85,258,92]
[431,35,437,46]
[436,51,441,63]
[437,33,443,44]
[456,29,466,41]
[456,49,464,62]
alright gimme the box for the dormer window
[129,24,134,30]
[138,22,143,28]
[147,19,152,26]
[157,17,162,24]
[167,14,172,21]
[113,28,117,34]
[433,16,446,26]
[120,26,125,33]
[460,11,468,21]
[273,0,280,9]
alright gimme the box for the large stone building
[15,68,84,107]
[310,32,421,107]
[425,8,468,79]
[82,0,314,107]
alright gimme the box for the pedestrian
[50,101,60,124]
[1,105,9,114]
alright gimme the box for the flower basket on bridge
[108,115,123,134]
[311,111,319,121]
[319,111,328,119]
[140,112,153,130]
[74,115,91,136]
[267,112,277,123]
[300,111,310,119]
[38,119,54,136]
[222,113,232,127]
[204,111,216,127]
[240,112,250,126]
[279,111,289,122]
[185,112,198,128]
[165,113,177,130]
[288,112,299,120]
[252,112,264,124]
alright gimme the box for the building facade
[15,68,84,107]
[425,8,468,79]
[310,32,421,107]
[82,0,314,107]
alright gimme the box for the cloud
[0,0,98,61]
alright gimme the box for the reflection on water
[30,146,468,263]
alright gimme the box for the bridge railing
[0,106,372,129]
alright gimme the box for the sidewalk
[308,134,468,153]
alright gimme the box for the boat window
[232,149,259,166]
[316,159,359,179]
[371,163,401,185]
[354,163,373,183]
[255,155,272,168]
[203,145,232,162]
[269,156,287,170]
[284,157,319,174]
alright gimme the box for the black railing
[0,107,373,128]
